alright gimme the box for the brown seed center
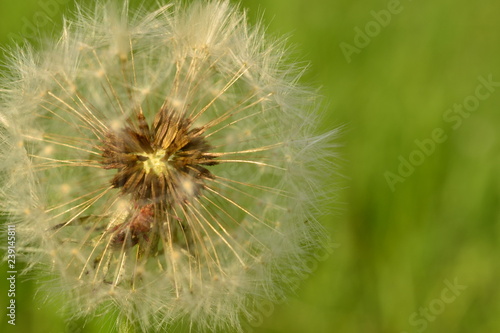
[98,108,218,206]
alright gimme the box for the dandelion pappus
[0,1,336,330]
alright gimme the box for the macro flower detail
[99,110,217,204]
[0,1,335,332]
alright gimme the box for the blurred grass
[1,0,499,332]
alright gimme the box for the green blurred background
[1,0,499,332]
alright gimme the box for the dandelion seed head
[0,0,338,331]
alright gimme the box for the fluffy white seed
[0,1,337,332]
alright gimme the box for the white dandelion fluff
[0,0,337,331]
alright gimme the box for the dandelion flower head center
[136,149,169,174]
[99,110,218,205]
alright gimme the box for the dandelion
[0,1,336,331]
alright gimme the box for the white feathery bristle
[0,1,337,332]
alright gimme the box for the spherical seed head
[0,1,337,332]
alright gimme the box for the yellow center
[137,149,169,174]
